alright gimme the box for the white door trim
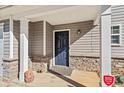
[52,29,70,67]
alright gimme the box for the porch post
[9,16,14,58]
[19,18,29,81]
[100,6,111,87]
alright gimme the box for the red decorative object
[24,69,34,83]
[103,75,115,86]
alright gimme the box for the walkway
[0,70,100,87]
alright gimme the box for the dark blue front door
[55,31,69,66]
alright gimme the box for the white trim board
[101,7,111,87]
[52,29,70,67]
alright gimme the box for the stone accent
[29,56,52,72]
[70,56,124,75]
[112,58,124,75]
[32,62,47,72]
[70,56,100,72]
[2,55,124,82]
[2,58,18,82]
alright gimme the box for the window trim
[111,24,121,46]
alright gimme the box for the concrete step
[50,66,73,76]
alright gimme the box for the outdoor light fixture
[77,29,81,35]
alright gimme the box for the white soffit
[29,5,100,25]
[0,5,100,25]
[0,5,73,19]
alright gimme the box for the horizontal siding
[29,21,43,57]
[0,20,10,58]
[11,5,124,59]
[28,20,100,57]
[111,5,124,58]
[51,6,124,58]
[54,21,100,57]
[46,22,54,56]
[13,21,20,59]
[70,25,100,57]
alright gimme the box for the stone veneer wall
[2,56,124,81]
[29,56,52,72]
[70,56,124,75]
[2,58,18,82]
[112,58,124,75]
[70,56,100,72]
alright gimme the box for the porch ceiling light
[77,29,81,35]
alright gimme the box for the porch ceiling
[0,5,100,25]
[0,5,73,19]
[29,5,101,25]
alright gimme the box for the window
[111,25,121,46]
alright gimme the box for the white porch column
[19,18,29,81]
[9,16,14,58]
[101,6,111,87]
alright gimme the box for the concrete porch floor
[0,70,100,87]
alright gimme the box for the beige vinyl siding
[13,21,20,58]
[54,21,100,57]
[111,5,124,58]
[29,21,43,57]
[12,5,124,59]
[46,22,54,56]
[0,20,10,58]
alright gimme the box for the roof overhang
[0,5,101,25]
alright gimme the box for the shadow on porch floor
[0,70,100,87]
